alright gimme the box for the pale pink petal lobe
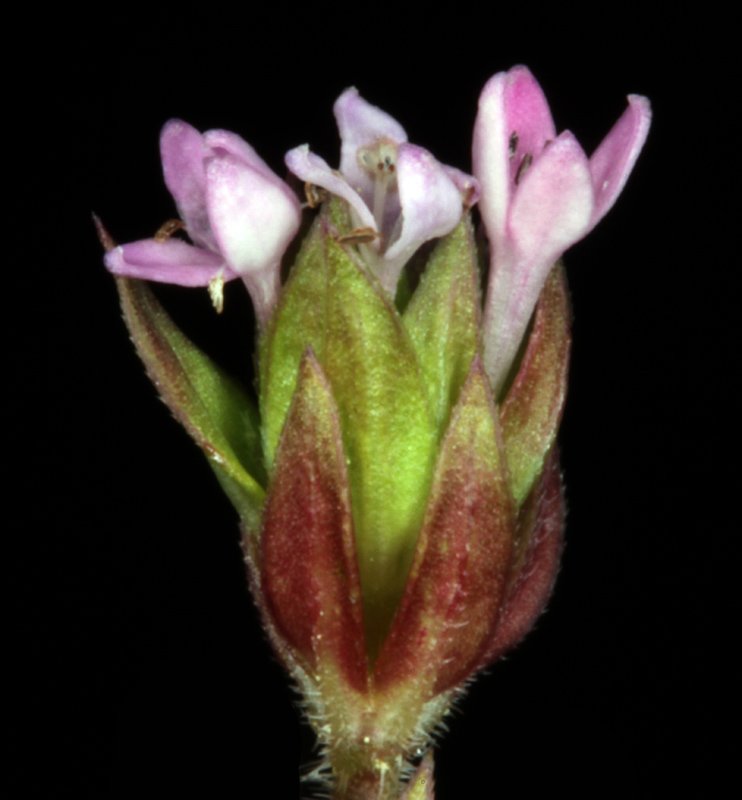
[484,132,593,392]
[473,71,511,242]
[334,87,408,196]
[285,145,376,231]
[104,238,229,286]
[206,153,301,323]
[589,94,652,223]
[383,144,463,291]
[206,153,301,274]
[159,119,215,250]
[509,130,594,263]
[202,129,274,179]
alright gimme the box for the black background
[18,3,734,797]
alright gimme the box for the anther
[154,218,185,242]
[208,270,225,314]
[336,227,379,245]
[509,131,519,157]
[304,182,327,209]
[514,153,533,186]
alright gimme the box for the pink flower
[474,66,651,391]
[285,88,479,294]
[104,120,301,326]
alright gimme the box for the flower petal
[206,152,301,324]
[484,132,593,391]
[202,128,275,180]
[334,87,407,198]
[590,94,652,223]
[104,238,229,286]
[382,144,463,293]
[509,130,594,262]
[285,145,376,231]
[473,66,556,246]
[159,119,215,250]
[501,66,557,187]
[444,165,481,208]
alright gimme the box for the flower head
[105,71,651,799]
[285,88,479,294]
[474,65,651,391]
[104,120,301,325]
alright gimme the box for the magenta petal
[334,87,408,196]
[473,67,556,245]
[484,133,592,392]
[285,145,376,231]
[383,144,463,292]
[502,66,557,188]
[104,238,229,286]
[509,130,594,263]
[159,120,215,251]
[590,94,652,223]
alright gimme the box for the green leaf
[260,202,437,656]
[500,265,571,506]
[116,278,266,531]
[403,215,482,431]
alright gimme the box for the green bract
[114,201,570,800]
[116,277,266,532]
[116,202,570,655]
[260,201,438,654]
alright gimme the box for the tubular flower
[285,87,479,294]
[104,119,301,325]
[473,65,651,391]
[103,70,650,800]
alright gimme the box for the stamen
[514,153,533,186]
[357,138,399,232]
[336,227,379,245]
[304,182,327,209]
[154,218,185,242]
[509,131,519,158]
[208,270,225,314]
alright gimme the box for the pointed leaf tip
[92,213,116,252]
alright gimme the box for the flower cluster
[104,66,650,800]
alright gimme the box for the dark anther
[154,219,185,242]
[509,132,519,157]
[514,153,533,185]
